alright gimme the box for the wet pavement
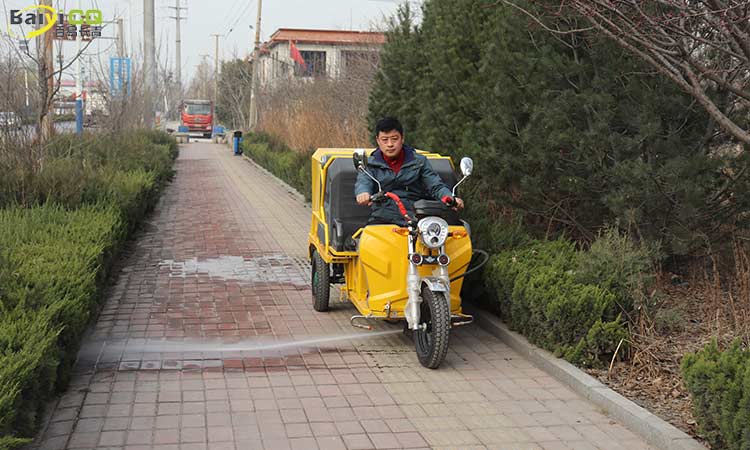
[29,140,657,450]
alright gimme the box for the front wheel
[311,250,330,312]
[414,285,450,369]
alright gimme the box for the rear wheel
[311,250,330,312]
[414,285,451,369]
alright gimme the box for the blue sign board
[109,57,131,96]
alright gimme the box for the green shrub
[575,227,660,313]
[88,169,158,231]
[44,130,177,184]
[462,195,531,255]
[485,238,629,367]
[0,307,61,441]
[241,132,312,200]
[0,205,123,443]
[0,130,176,209]
[682,340,750,450]
[563,318,629,366]
[485,239,577,317]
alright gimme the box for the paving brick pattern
[30,142,656,450]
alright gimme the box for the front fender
[421,278,449,293]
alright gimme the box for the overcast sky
[2,0,413,82]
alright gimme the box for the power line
[219,0,246,30]
[226,0,255,37]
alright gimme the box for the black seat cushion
[325,159,370,251]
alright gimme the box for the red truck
[180,99,214,138]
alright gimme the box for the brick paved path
[31,142,656,450]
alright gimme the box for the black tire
[414,285,451,369]
[311,250,330,312]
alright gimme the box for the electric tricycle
[308,148,487,369]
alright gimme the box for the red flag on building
[290,41,307,71]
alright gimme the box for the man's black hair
[375,117,403,136]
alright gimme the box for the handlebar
[371,192,387,204]
[441,195,456,208]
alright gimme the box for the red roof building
[268,28,386,46]
[256,28,385,87]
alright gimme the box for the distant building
[255,28,386,88]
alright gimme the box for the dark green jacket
[354,145,453,225]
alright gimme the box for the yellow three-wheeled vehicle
[307,148,485,369]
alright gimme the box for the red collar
[383,150,405,174]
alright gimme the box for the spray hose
[450,249,490,282]
[385,192,412,222]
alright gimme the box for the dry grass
[589,236,750,443]
[256,74,375,152]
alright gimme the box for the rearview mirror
[353,149,367,171]
[460,157,473,177]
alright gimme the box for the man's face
[376,130,404,159]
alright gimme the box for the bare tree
[0,48,26,112]
[0,41,41,206]
[217,57,253,128]
[497,0,750,145]
[187,58,215,101]
[2,23,97,141]
[86,47,147,132]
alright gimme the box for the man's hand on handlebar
[441,196,465,211]
[356,192,372,206]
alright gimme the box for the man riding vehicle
[355,117,464,225]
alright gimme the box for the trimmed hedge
[240,132,312,201]
[0,130,177,448]
[0,205,122,440]
[485,238,629,367]
[682,341,750,450]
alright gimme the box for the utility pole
[144,0,156,128]
[168,0,187,91]
[248,0,263,129]
[38,0,54,139]
[211,34,221,106]
[117,18,125,57]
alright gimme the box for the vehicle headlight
[418,217,449,249]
